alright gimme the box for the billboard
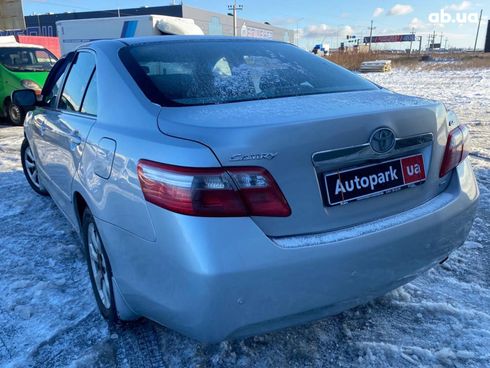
[0,0,25,30]
[363,34,415,43]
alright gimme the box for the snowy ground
[0,66,489,368]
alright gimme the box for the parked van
[0,36,57,125]
[56,15,204,55]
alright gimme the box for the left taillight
[137,160,291,217]
[439,124,470,177]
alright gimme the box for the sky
[21,0,489,50]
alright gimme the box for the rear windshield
[0,47,57,72]
[120,40,378,106]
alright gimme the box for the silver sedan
[14,36,478,342]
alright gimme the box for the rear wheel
[83,208,119,322]
[7,101,25,126]
[21,139,48,196]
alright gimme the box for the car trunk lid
[157,89,449,237]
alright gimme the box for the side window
[42,54,74,108]
[46,68,67,108]
[80,72,97,116]
[59,52,95,112]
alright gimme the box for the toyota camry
[14,36,479,342]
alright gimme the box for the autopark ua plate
[325,154,426,206]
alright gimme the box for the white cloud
[373,7,384,17]
[408,17,427,30]
[302,24,354,38]
[387,4,414,16]
[444,1,472,11]
[269,16,305,27]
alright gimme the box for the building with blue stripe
[1,4,293,43]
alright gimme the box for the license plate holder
[324,154,426,206]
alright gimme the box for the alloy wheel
[87,222,111,309]
[24,147,42,190]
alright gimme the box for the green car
[0,43,57,125]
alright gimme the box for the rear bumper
[97,159,479,342]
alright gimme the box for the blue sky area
[22,0,489,49]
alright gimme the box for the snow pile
[0,126,109,367]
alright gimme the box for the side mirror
[11,89,37,109]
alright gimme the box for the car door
[28,54,73,174]
[35,50,97,215]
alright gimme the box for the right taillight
[439,124,470,177]
[137,160,291,217]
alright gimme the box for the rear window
[119,40,378,106]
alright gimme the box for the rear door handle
[39,121,46,136]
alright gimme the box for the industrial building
[1,4,294,43]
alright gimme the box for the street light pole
[473,9,483,52]
[228,1,243,37]
[233,0,237,37]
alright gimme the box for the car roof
[0,43,45,49]
[88,35,281,48]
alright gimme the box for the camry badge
[230,152,278,161]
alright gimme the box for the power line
[26,0,92,11]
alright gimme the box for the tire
[82,208,119,322]
[7,101,25,126]
[21,139,49,196]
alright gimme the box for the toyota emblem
[370,128,396,154]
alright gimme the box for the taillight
[137,160,291,217]
[439,124,470,177]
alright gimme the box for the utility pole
[445,37,449,50]
[418,35,423,54]
[409,27,414,54]
[295,18,304,46]
[430,30,436,51]
[473,9,483,52]
[228,1,243,37]
[439,33,443,47]
[368,20,376,52]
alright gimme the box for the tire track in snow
[109,320,166,368]
[24,310,110,368]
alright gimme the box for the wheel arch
[1,96,10,117]
[74,189,138,321]
[73,191,88,232]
